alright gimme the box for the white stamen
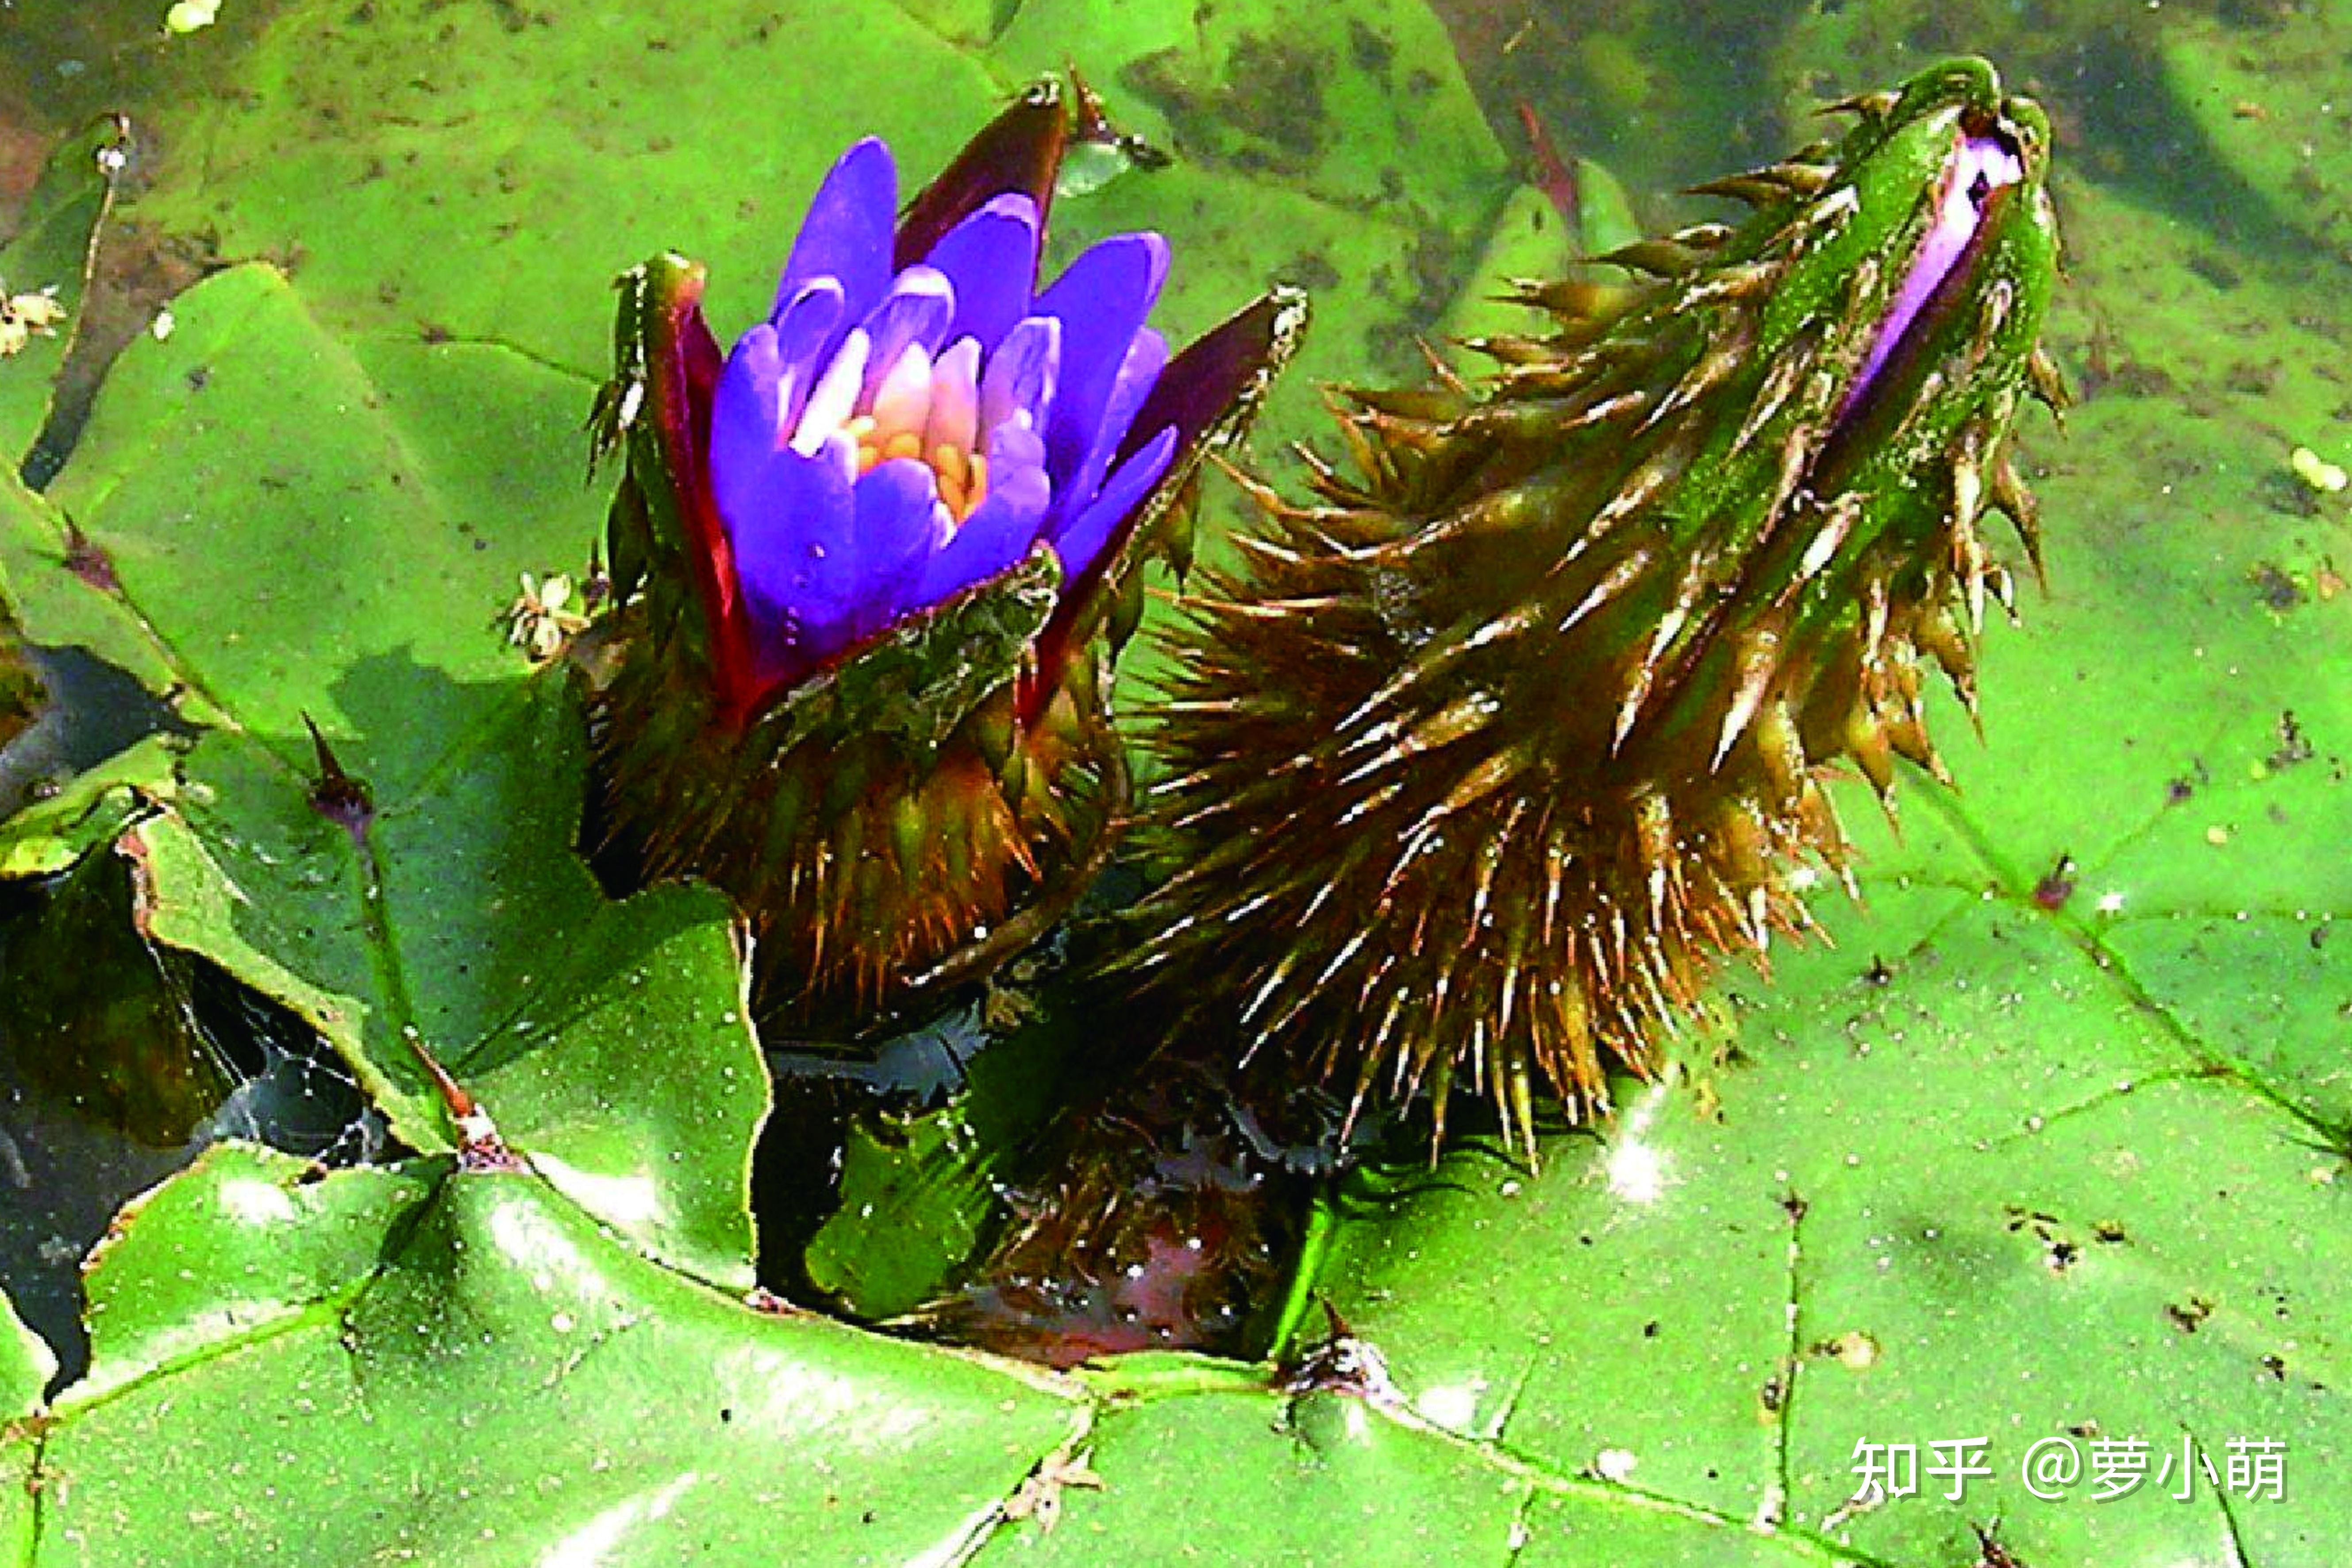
[790,327,870,456]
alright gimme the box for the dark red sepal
[605,255,764,728]
[894,78,1070,274]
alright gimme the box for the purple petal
[1030,232,1169,489]
[1840,131,2024,424]
[912,422,1054,605]
[979,315,1060,435]
[722,442,857,667]
[920,194,1040,354]
[987,416,1049,495]
[712,324,784,509]
[1065,326,1166,513]
[847,458,951,640]
[775,138,897,330]
[768,278,847,430]
[1050,424,1177,583]
[857,267,957,405]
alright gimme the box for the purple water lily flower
[710,137,1181,689]
[590,82,1306,1029]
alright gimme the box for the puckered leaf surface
[23,1145,1080,1567]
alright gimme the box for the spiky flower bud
[587,82,1303,1035]
[1133,59,2065,1154]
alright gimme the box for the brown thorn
[404,1030,526,1172]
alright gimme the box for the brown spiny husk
[589,539,1125,1040]
[1128,77,2060,1154]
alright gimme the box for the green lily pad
[0,1287,51,1425]
[123,0,1002,375]
[114,0,1518,522]
[0,113,124,466]
[806,1104,996,1320]
[801,991,1112,1320]
[27,1143,1082,1566]
[972,1365,1836,1566]
[993,0,1515,467]
[0,1289,42,1567]
[993,0,1506,223]
[2,260,767,1284]
[38,266,597,793]
[127,701,766,1284]
[2161,4,2352,255]
[0,468,188,715]
[0,731,176,879]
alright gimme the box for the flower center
[786,323,1012,529]
[842,414,990,522]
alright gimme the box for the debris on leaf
[2290,443,2346,494]
[1813,1329,1880,1371]
[1973,1520,2029,1568]
[1590,1447,1638,1483]
[2031,853,2077,911]
[164,0,222,34]
[505,572,592,663]
[1003,1444,1103,1532]
[1277,1301,1401,1406]
[0,284,67,358]
[404,1026,525,1172]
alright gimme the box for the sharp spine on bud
[1598,239,1707,277]
[1990,454,2044,582]
[1821,88,1898,121]
[1760,159,1838,193]
[2027,346,2070,417]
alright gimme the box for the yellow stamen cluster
[933,443,989,521]
[844,415,992,523]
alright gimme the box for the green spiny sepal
[1132,58,2065,1153]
